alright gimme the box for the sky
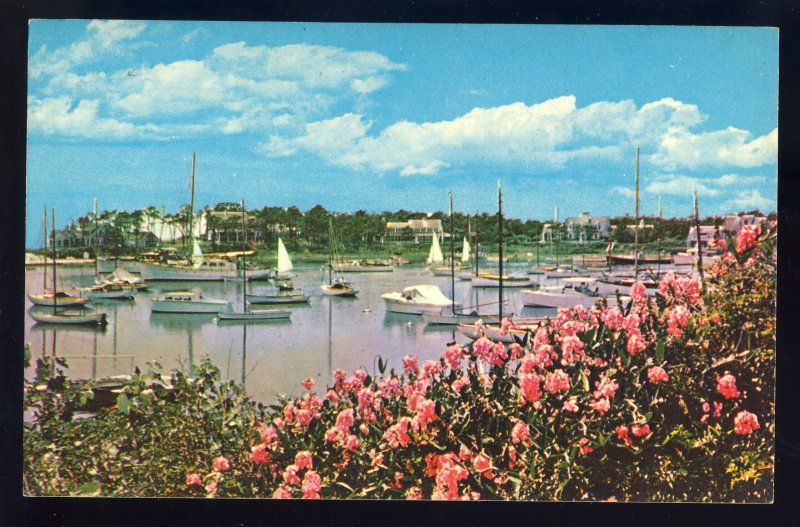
[26,21,778,247]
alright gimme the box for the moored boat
[471,272,536,288]
[422,310,513,326]
[456,320,543,344]
[30,309,107,326]
[28,289,89,307]
[321,277,359,297]
[247,291,310,304]
[382,284,461,315]
[151,290,233,313]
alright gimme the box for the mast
[475,212,480,277]
[693,190,705,287]
[51,208,57,315]
[188,152,196,247]
[42,207,48,291]
[328,218,334,284]
[554,206,559,268]
[240,199,247,311]
[449,192,455,315]
[634,147,640,277]
[93,198,99,280]
[498,180,504,321]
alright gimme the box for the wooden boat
[30,309,107,326]
[382,284,461,315]
[216,199,291,321]
[247,291,310,304]
[151,290,233,313]
[28,289,89,307]
[471,272,536,288]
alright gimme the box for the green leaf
[116,393,130,414]
[656,338,665,364]
[76,480,101,496]
[580,370,590,393]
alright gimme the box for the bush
[23,223,776,500]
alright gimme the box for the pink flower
[626,330,647,356]
[602,306,624,330]
[205,481,218,496]
[443,343,465,369]
[667,305,691,338]
[472,453,492,473]
[716,373,741,399]
[451,377,469,392]
[593,375,619,400]
[508,342,524,361]
[301,471,322,499]
[405,486,423,500]
[259,423,279,446]
[402,355,420,376]
[519,372,543,405]
[631,423,651,438]
[324,389,339,403]
[251,444,272,465]
[589,397,610,415]
[734,410,760,435]
[186,473,202,486]
[511,421,530,444]
[282,464,301,485]
[578,437,593,455]
[562,399,579,413]
[300,377,315,391]
[736,224,759,253]
[336,408,355,431]
[473,336,493,363]
[647,366,669,384]
[212,456,230,472]
[560,335,585,365]
[615,425,632,447]
[346,434,360,452]
[630,281,647,304]
[294,451,313,470]
[544,369,570,394]
[272,486,293,499]
[422,360,443,380]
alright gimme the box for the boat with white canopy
[382,284,461,315]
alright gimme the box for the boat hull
[519,289,601,309]
[217,309,291,320]
[470,276,536,288]
[382,298,462,315]
[456,323,538,343]
[151,299,233,313]
[30,310,107,326]
[429,265,461,276]
[333,265,395,273]
[320,285,359,297]
[246,293,310,304]
[27,292,89,307]
[422,311,511,326]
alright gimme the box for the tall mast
[634,147,640,277]
[328,218,333,284]
[498,180,504,321]
[449,192,455,315]
[93,198,99,280]
[241,199,247,311]
[693,190,704,287]
[42,207,48,290]
[52,208,57,314]
[188,152,196,246]
[475,211,480,277]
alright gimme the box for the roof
[386,219,443,229]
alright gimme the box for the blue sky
[26,21,778,247]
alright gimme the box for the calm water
[24,265,558,403]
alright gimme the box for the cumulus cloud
[28,96,139,139]
[649,127,777,170]
[722,189,776,212]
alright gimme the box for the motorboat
[520,277,627,308]
[82,282,135,300]
[382,284,461,315]
[151,290,233,313]
[320,277,359,297]
[471,272,536,288]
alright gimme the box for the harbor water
[24,264,558,404]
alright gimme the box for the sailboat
[218,200,292,321]
[427,231,460,276]
[82,199,135,300]
[29,208,107,326]
[321,219,359,297]
[138,154,272,281]
[27,207,90,308]
[247,237,309,304]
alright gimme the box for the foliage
[23,223,775,500]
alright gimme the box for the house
[205,210,262,245]
[721,213,767,236]
[686,225,718,249]
[563,212,610,242]
[383,219,444,244]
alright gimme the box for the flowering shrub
[23,222,775,501]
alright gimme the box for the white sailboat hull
[333,264,394,273]
[470,275,536,288]
[456,323,539,344]
[27,291,89,307]
[320,285,359,297]
[428,265,461,276]
[382,298,460,315]
[151,298,233,313]
[520,289,601,309]
[246,293,310,304]
[422,311,511,326]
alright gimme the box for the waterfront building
[383,219,444,244]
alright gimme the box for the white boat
[28,289,89,307]
[138,240,253,281]
[461,236,471,265]
[544,267,584,279]
[102,267,149,290]
[520,278,624,308]
[30,309,107,326]
[422,310,513,326]
[247,291,310,304]
[594,272,659,297]
[457,271,475,281]
[672,247,722,267]
[151,290,234,313]
[471,272,536,288]
[321,277,359,297]
[333,260,395,272]
[382,284,461,315]
[82,282,135,300]
[217,200,292,322]
[457,321,543,343]
[426,231,458,275]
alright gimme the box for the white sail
[461,236,471,263]
[191,238,204,267]
[277,237,294,274]
[426,231,444,265]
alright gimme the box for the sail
[427,231,444,265]
[277,237,293,274]
[461,236,471,263]
[191,238,204,266]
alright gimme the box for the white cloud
[612,187,636,199]
[646,174,721,197]
[28,96,138,139]
[86,20,146,49]
[722,189,776,212]
[649,127,777,170]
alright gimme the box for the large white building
[383,219,444,244]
